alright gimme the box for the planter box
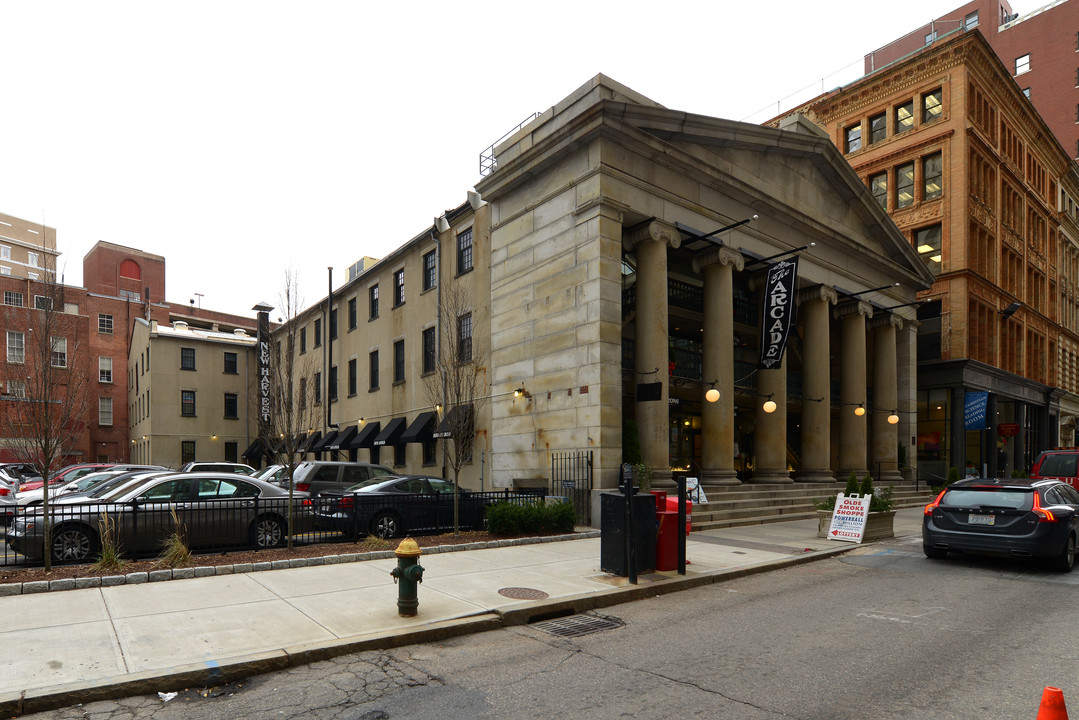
[816,509,895,541]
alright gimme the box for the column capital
[797,285,838,306]
[625,220,681,251]
[693,246,744,273]
[870,313,904,331]
[835,300,874,320]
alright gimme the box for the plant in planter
[816,472,896,540]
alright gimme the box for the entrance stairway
[688,479,937,531]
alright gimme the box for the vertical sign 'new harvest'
[256,308,271,438]
[758,256,799,369]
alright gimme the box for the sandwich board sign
[827,492,871,543]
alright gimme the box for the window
[348,297,357,330]
[394,444,406,468]
[314,318,322,348]
[369,284,379,319]
[119,289,140,301]
[181,347,196,370]
[314,371,322,404]
[915,225,943,273]
[393,269,405,307]
[99,356,113,383]
[299,377,307,409]
[34,295,52,310]
[3,291,23,307]
[925,31,936,44]
[393,339,405,382]
[181,390,196,416]
[369,350,379,390]
[8,380,25,398]
[224,442,238,463]
[1016,53,1031,75]
[223,351,237,374]
[870,172,888,210]
[845,123,861,153]
[457,228,473,274]
[181,441,196,465]
[423,438,437,465]
[0,245,8,260]
[329,308,337,340]
[50,337,67,368]
[0,267,9,276]
[869,113,886,144]
[964,10,979,28]
[99,397,113,427]
[923,153,943,200]
[923,89,943,123]
[896,163,915,208]
[422,327,436,374]
[98,313,113,334]
[119,259,141,280]
[300,327,307,354]
[329,365,338,402]
[27,252,38,268]
[224,392,238,419]
[348,358,357,396]
[458,312,473,362]
[7,331,24,364]
[1023,87,1031,98]
[423,250,437,291]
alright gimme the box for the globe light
[888,412,900,425]
[854,405,866,416]
[763,399,777,414]
[705,387,720,403]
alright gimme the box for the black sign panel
[758,256,799,369]
[636,382,662,402]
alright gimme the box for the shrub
[844,471,860,496]
[154,506,191,568]
[92,511,127,573]
[486,499,576,535]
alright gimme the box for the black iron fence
[551,451,593,525]
[1,489,547,568]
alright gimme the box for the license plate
[968,513,996,526]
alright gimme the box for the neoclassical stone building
[273,75,934,511]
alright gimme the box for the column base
[748,470,793,484]
[876,469,904,486]
[796,470,836,483]
[701,468,741,487]
[650,468,675,489]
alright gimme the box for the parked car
[254,464,290,485]
[0,463,42,482]
[179,462,256,475]
[286,461,394,496]
[18,463,164,493]
[923,477,1079,571]
[16,467,165,506]
[9,472,312,563]
[1030,449,1079,486]
[314,475,494,539]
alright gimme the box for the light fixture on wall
[1000,301,1022,320]
[761,393,777,414]
[887,410,900,425]
[705,380,720,403]
[514,387,532,400]
[841,401,867,416]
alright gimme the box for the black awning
[328,424,357,450]
[298,431,322,453]
[241,438,266,460]
[373,417,406,446]
[401,411,437,444]
[348,421,381,449]
[310,430,340,453]
[433,404,474,439]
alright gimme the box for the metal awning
[310,430,340,453]
[297,431,322,453]
[433,404,473,439]
[348,421,381,449]
[401,411,437,444]
[373,417,406,446]
[241,438,266,460]
[327,424,357,450]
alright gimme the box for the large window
[348,297,357,330]
[458,312,473,362]
[896,163,915,208]
[369,284,379,319]
[181,347,196,370]
[181,390,196,416]
[99,397,113,427]
[300,327,307,354]
[423,250,437,291]
[869,113,886,144]
[923,152,943,200]
[915,224,943,273]
[99,356,113,383]
[457,228,473,274]
[314,318,322,348]
[422,327,436,374]
[393,269,405,307]
[845,123,862,153]
[3,291,23,307]
[223,351,238,374]
[50,337,67,368]
[314,371,322,404]
[895,101,914,134]
[34,295,52,310]
[870,172,888,210]
[369,350,380,390]
[393,339,405,382]
[923,89,943,123]
[181,441,196,465]
[329,365,338,402]
[6,331,24,364]
[98,313,113,334]
[348,358,357,396]
[1016,53,1031,75]
[224,392,238,419]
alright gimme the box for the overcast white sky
[1,1,1003,318]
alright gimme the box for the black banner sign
[758,256,799,369]
[257,310,272,437]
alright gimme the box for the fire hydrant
[390,537,424,616]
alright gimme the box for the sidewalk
[1,508,926,716]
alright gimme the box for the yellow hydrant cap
[395,537,422,557]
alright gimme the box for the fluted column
[752,359,792,483]
[838,300,873,480]
[695,247,744,487]
[798,286,838,483]
[626,220,680,489]
[871,314,903,484]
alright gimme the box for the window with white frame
[0,245,9,260]
[3,291,23,307]
[51,337,67,367]
[98,313,113,334]
[27,272,37,281]
[964,11,978,28]
[27,252,38,268]
[1016,53,1031,75]
[99,356,113,383]
[8,380,25,398]
[7,331,24,364]
[0,267,10,276]
[99,397,113,426]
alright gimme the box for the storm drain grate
[531,614,625,638]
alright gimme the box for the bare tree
[0,262,91,569]
[260,270,320,549]
[426,282,488,535]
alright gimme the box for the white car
[16,469,131,506]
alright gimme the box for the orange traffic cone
[1037,686,1069,719]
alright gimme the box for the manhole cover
[498,587,550,600]
[531,614,625,638]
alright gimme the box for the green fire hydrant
[390,537,424,616]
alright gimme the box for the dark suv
[287,462,394,495]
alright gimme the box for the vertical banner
[257,309,272,439]
[964,391,988,431]
[758,256,799,369]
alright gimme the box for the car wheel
[370,511,402,539]
[52,524,98,563]
[923,544,947,560]
[251,515,286,549]
[1054,534,1076,573]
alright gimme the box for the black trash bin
[600,491,656,575]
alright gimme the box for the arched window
[119,259,141,280]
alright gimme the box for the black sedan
[10,472,313,563]
[923,477,1079,571]
[315,475,490,539]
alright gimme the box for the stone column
[798,286,838,483]
[752,359,792,483]
[838,301,872,480]
[870,314,903,484]
[626,220,680,489]
[695,246,744,487]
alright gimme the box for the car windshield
[346,478,391,492]
[1039,454,1078,477]
[941,488,1034,511]
[67,470,127,493]
[84,472,167,500]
